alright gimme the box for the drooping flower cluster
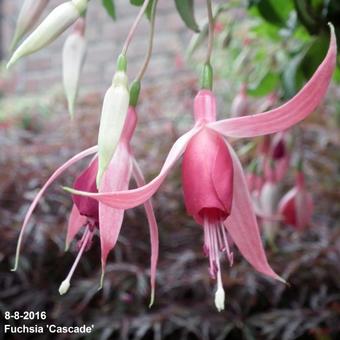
[67,27,336,309]
[8,0,337,312]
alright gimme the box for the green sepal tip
[116,54,127,72]
[200,63,213,90]
[129,80,141,107]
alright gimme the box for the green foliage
[248,72,280,96]
[102,0,116,20]
[175,0,200,33]
[249,0,340,94]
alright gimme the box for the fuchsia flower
[13,107,159,305]
[67,27,336,310]
[278,171,313,230]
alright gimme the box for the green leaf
[130,0,144,5]
[301,34,328,79]
[254,0,294,27]
[102,0,116,20]
[248,72,280,96]
[145,0,155,20]
[175,0,200,33]
[282,48,307,99]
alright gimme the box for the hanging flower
[278,171,313,230]
[7,0,89,68]
[66,27,336,310]
[62,17,87,118]
[12,108,159,306]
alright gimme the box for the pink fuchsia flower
[67,26,336,310]
[278,171,313,230]
[13,107,159,305]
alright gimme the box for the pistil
[59,226,93,295]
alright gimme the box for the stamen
[221,225,234,266]
[59,226,92,295]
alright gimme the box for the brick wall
[0,0,205,97]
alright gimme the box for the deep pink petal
[65,204,86,250]
[99,145,132,280]
[65,126,201,209]
[12,146,97,271]
[208,25,336,138]
[72,157,98,221]
[132,158,159,307]
[224,143,285,283]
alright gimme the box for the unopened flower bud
[278,172,313,230]
[7,0,89,68]
[10,0,49,51]
[230,83,249,118]
[62,18,87,118]
[97,70,129,187]
[260,182,281,243]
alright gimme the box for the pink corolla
[13,107,159,305]
[67,26,336,310]
[278,171,313,230]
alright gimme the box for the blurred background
[0,0,340,339]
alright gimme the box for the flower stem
[136,0,159,82]
[121,0,152,56]
[205,0,214,65]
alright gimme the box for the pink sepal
[99,145,132,274]
[132,158,159,306]
[12,146,97,271]
[208,26,336,138]
[224,143,285,283]
[65,126,201,209]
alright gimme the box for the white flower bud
[62,19,86,118]
[10,0,49,51]
[7,0,89,68]
[96,71,130,187]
